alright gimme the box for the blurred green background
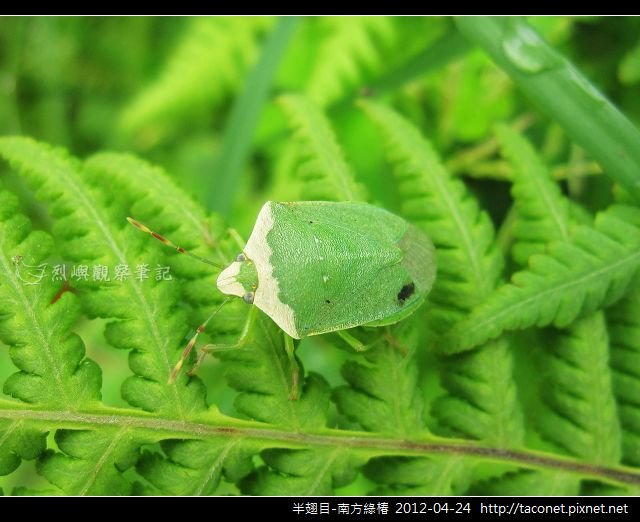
[2,16,639,219]
[1,16,640,493]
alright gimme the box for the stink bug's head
[216,253,258,304]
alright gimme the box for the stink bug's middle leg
[336,328,408,356]
[170,304,256,383]
[336,329,376,352]
[187,341,244,377]
[284,334,300,401]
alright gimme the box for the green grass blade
[205,16,299,216]
[456,17,640,202]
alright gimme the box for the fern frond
[136,438,253,495]
[37,428,140,495]
[137,306,337,495]
[608,283,640,467]
[0,188,101,481]
[496,124,571,264]
[444,205,640,353]
[278,94,366,202]
[119,17,271,142]
[471,470,579,495]
[363,456,468,495]
[332,321,423,437]
[82,152,242,332]
[433,339,523,446]
[218,312,330,429]
[137,312,345,495]
[538,313,621,464]
[0,137,203,418]
[302,18,450,108]
[360,101,523,447]
[241,448,361,495]
[360,100,503,328]
[499,127,622,488]
[305,17,397,107]
[0,189,101,408]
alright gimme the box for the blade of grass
[364,29,470,96]
[456,16,640,202]
[204,16,299,216]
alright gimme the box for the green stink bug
[128,200,436,397]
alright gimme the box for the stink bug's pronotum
[128,201,436,399]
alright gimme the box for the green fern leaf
[444,205,640,353]
[0,187,103,484]
[3,129,639,495]
[0,137,204,418]
[0,418,46,476]
[119,17,272,142]
[280,101,467,492]
[471,470,579,496]
[218,312,330,429]
[333,321,423,437]
[37,428,140,495]
[360,100,524,448]
[496,124,571,264]
[137,311,344,496]
[241,448,361,496]
[82,152,241,332]
[433,340,523,446]
[359,100,503,329]
[136,439,253,496]
[302,18,449,108]
[608,283,640,467]
[305,17,396,107]
[363,457,469,495]
[496,127,619,494]
[218,313,355,494]
[537,314,621,464]
[0,189,101,408]
[278,94,366,202]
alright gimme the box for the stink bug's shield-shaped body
[217,201,436,338]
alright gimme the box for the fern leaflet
[278,94,366,202]
[445,205,640,353]
[608,283,640,467]
[360,100,524,452]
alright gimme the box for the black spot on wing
[397,282,415,303]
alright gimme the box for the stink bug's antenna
[168,297,231,384]
[127,217,223,270]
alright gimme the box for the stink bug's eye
[243,292,255,304]
[236,253,246,262]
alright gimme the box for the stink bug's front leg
[168,297,231,384]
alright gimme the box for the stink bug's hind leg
[382,326,408,357]
[284,334,301,401]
